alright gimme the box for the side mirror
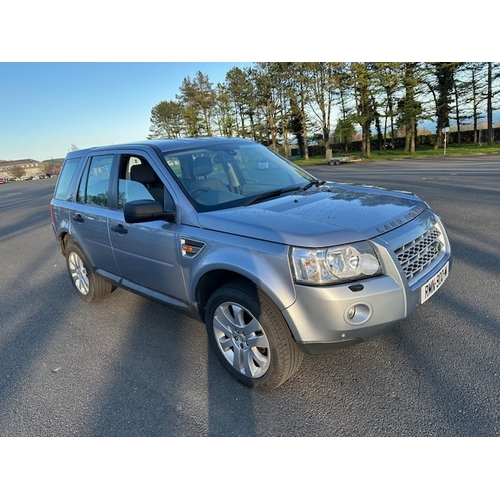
[124,199,175,223]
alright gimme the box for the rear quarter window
[54,158,81,200]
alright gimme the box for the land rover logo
[376,206,426,234]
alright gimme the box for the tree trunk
[487,62,493,146]
[303,128,309,159]
[362,121,371,156]
[453,80,461,145]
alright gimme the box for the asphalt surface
[1,155,499,437]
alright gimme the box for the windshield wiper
[300,179,326,192]
[244,186,302,206]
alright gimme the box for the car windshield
[162,142,315,212]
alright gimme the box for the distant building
[0,158,62,179]
[0,159,39,169]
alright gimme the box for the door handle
[111,224,128,234]
[72,214,84,223]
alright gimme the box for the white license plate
[420,261,450,304]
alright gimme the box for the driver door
[107,152,189,309]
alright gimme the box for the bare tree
[305,62,338,153]
[373,63,404,150]
[10,166,26,179]
[288,63,313,159]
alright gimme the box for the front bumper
[282,275,406,354]
[282,210,451,355]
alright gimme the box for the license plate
[420,261,449,304]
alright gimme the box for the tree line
[147,62,500,158]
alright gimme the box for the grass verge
[291,144,500,167]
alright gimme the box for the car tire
[206,280,304,390]
[65,242,112,302]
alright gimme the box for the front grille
[395,227,442,282]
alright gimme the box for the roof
[65,137,256,158]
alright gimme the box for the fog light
[344,302,372,325]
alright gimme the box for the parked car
[50,138,451,389]
[0,177,6,184]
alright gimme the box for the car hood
[196,182,429,246]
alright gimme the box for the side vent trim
[181,238,206,258]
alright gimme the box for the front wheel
[65,242,112,303]
[206,280,304,390]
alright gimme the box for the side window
[163,154,190,191]
[117,155,159,209]
[77,155,113,207]
[54,157,81,200]
[163,155,182,179]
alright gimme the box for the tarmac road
[1,156,499,438]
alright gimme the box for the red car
[0,178,7,184]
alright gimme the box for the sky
[0,62,250,161]
[1,3,495,162]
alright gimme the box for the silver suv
[50,138,451,389]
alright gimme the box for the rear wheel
[206,280,304,390]
[65,242,112,302]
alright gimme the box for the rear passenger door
[107,152,189,309]
[72,153,121,277]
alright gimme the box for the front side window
[77,155,114,207]
[117,155,159,209]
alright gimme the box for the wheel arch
[195,264,295,324]
[58,231,73,255]
[191,243,296,323]
[196,270,251,321]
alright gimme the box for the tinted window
[77,155,114,207]
[54,158,81,200]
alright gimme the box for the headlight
[291,241,382,285]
